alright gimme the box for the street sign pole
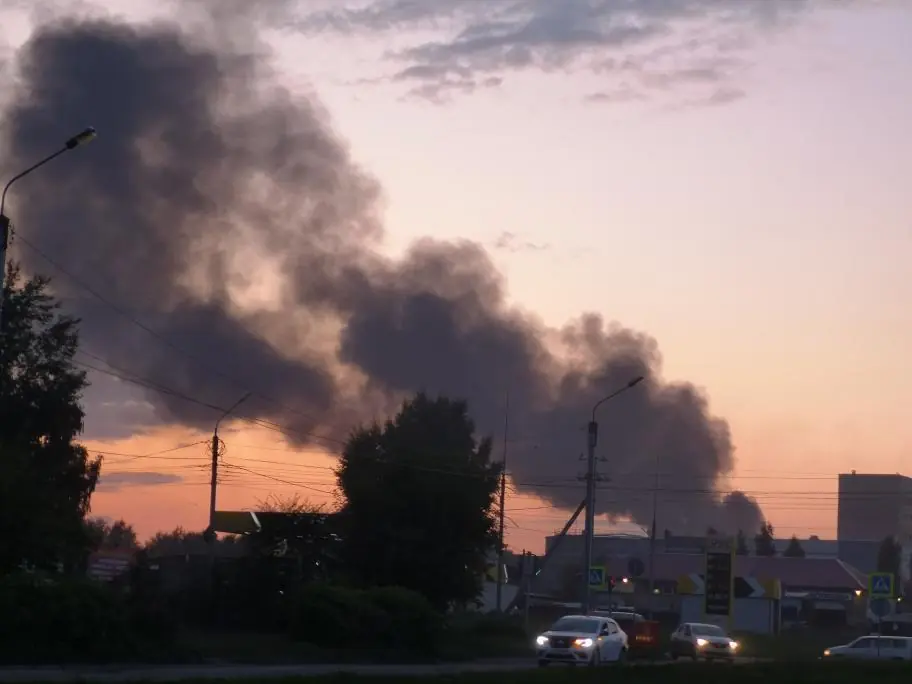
[869,572,895,599]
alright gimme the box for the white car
[823,635,912,660]
[669,622,740,661]
[535,614,628,667]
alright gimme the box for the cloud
[492,231,549,253]
[295,0,813,103]
[96,471,184,492]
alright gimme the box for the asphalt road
[0,660,533,683]
[0,657,764,682]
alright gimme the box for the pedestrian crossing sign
[869,572,894,597]
[589,566,606,587]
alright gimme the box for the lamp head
[65,127,97,150]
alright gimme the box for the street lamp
[647,448,660,617]
[208,391,253,538]
[582,375,644,614]
[0,127,97,307]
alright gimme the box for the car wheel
[616,648,627,666]
[537,660,550,668]
[589,648,601,667]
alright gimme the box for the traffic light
[608,575,617,589]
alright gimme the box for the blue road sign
[589,566,606,587]
[869,572,895,598]
[870,598,891,619]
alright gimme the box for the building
[537,532,866,598]
[837,472,912,543]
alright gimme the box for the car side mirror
[600,629,611,636]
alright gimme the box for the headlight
[696,638,708,647]
[536,636,549,647]
[729,641,739,650]
[823,649,831,657]
[574,638,594,648]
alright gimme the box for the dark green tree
[0,265,101,573]
[248,494,340,581]
[143,526,244,557]
[783,535,806,558]
[336,393,501,610]
[86,517,140,551]
[877,535,902,580]
[735,529,749,555]
[754,522,777,556]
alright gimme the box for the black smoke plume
[0,10,763,535]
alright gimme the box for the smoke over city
[0,9,764,535]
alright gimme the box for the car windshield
[550,617,601,634]
[692,624,725,636]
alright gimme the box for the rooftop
[599,553,866,590]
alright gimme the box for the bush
[440,611,531,660]
[0,573,173,664]
[364,586,443,652]
[449,611,527,639]
[287,584,442,655]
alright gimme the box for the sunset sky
[2,1,911,553]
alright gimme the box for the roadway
[0,657,761,682]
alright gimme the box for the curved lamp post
[0,127,97,307]
[581,375,644,614]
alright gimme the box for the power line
[18,235,334,429]
[94,441,209,465]
[220,461,335,495]
[72,354,343,447]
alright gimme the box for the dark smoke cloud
[0,11,763,535]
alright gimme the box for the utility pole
[581,376,645,616]
[647,452,659,617]
[505,498,585,614]
[581,420,599,615]
[206,392,251,623]
[206,392,252,541]
[522,550,532,631]
[496,391,510,613]
[208,429,220,537]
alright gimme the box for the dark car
[592,611,660,660]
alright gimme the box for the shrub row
[287,584,443,654]
[0,573,174,664]
[0,571,523,664]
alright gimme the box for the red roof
[602,553,865,590]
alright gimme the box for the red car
[593,611,660,659]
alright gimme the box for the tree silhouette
[877,535,902,580]
[0,266,101,573]
[783,535,806,558]
[336,393,501,610]
[144,526,244,557]
[735,529,749,555]
[248,494,339,580]
[754,522,776,556]
[86,517,139,551]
